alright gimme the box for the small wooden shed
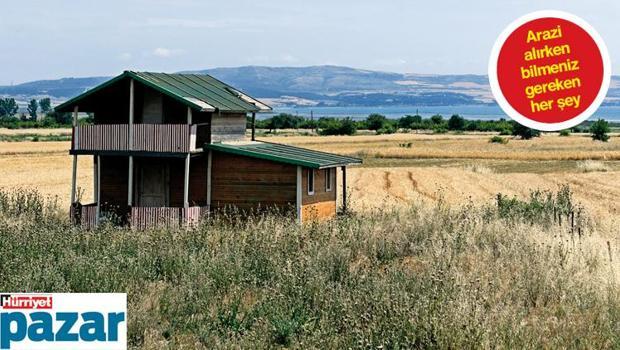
[56,71,361,228]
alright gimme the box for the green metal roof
[55,71,272,113]
[206,141,362,169]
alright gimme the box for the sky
[1,0,619,85]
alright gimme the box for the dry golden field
[0,131,619,226]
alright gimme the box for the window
[307,169,315,195]
[325,169,332,192]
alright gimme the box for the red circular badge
[489,11,611,131]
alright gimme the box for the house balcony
[71,124,208,154]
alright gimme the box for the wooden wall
[211,152,296,212]
[99,156,129,208]
[168,156,208,207]
[211,112,246,142]
[301,168,337,222]
[98,155,208,208]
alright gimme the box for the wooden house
[56,71,361,228]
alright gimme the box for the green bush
[590,119,610,142]
[559,129,571,137]
[377,124,396,135]
[447,114,466,130]
[512,121,540,140]
[319,117,357,136]
[366,113,388,131]
[489,136,508,144]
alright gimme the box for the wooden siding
[130,206,208,230]
[211,152,296,211]
[73,124,197,152]
[302,168,337,221]
[211,112,246,142]
[70,203,97,230]
[169,156,208,207]
[99,156,129,206]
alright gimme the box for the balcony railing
[130,206,209,230]
[70,204,209,230]
[72,124,199,153]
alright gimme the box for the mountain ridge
[1,65,618,107]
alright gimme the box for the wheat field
[0,133,618,224]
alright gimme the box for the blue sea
[264,105,620,122]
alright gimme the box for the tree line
[0,97,73,128]
[251,113,612,141]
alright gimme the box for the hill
[1,65,619,107]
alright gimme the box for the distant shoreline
[266,105,620,121]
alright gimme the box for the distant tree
[39,98,52,114]
[338,117,357,135]
[590,119,610,142]
[319,117,357,136]
[511,121,540,140]
[447,114,466,130]
[0,98,19,119]
[398,114,422,129]
[263,113,304,132]
[366,113,387,131]
[27,99,38,120]
[45,111,72,125]
[559,129,571,137]
[430,114,444,125]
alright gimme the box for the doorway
[137,161,169,207]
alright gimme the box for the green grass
[0,188,618,349]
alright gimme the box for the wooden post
[128,79,134,207]
[251,112,256,141]
[184,154,190,210]
[95,155,101,224]
[184,105,192,213]
[206,150,212,210]
[70,106,79,204]
[342,166,347,213]
[296,166,302,224]
[93,156,98,201]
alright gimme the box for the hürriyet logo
[0,293,126,350]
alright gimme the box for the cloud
[245,53,300,65]
[143,18,224,28]
[375,58,407,66]
[281,54,299,63]
[118,52,132,61]
[152,47,185,58]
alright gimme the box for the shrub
[319,117,357,136]
[366,113,387,131]
[489,136,508,144]
[512,121,540,140]
[559,129,571,137]
[398,115,422,129]
[447,114,466,130]
[590,119,610,142]
[377,124,396,135]
[430,114,444,125]
[499,128,512,135]
[432,126,448,134]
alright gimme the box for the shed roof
[55,71,272,113]
[206,141,362,169]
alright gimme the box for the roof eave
[54,71,130,112]
[206,143,362,169]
